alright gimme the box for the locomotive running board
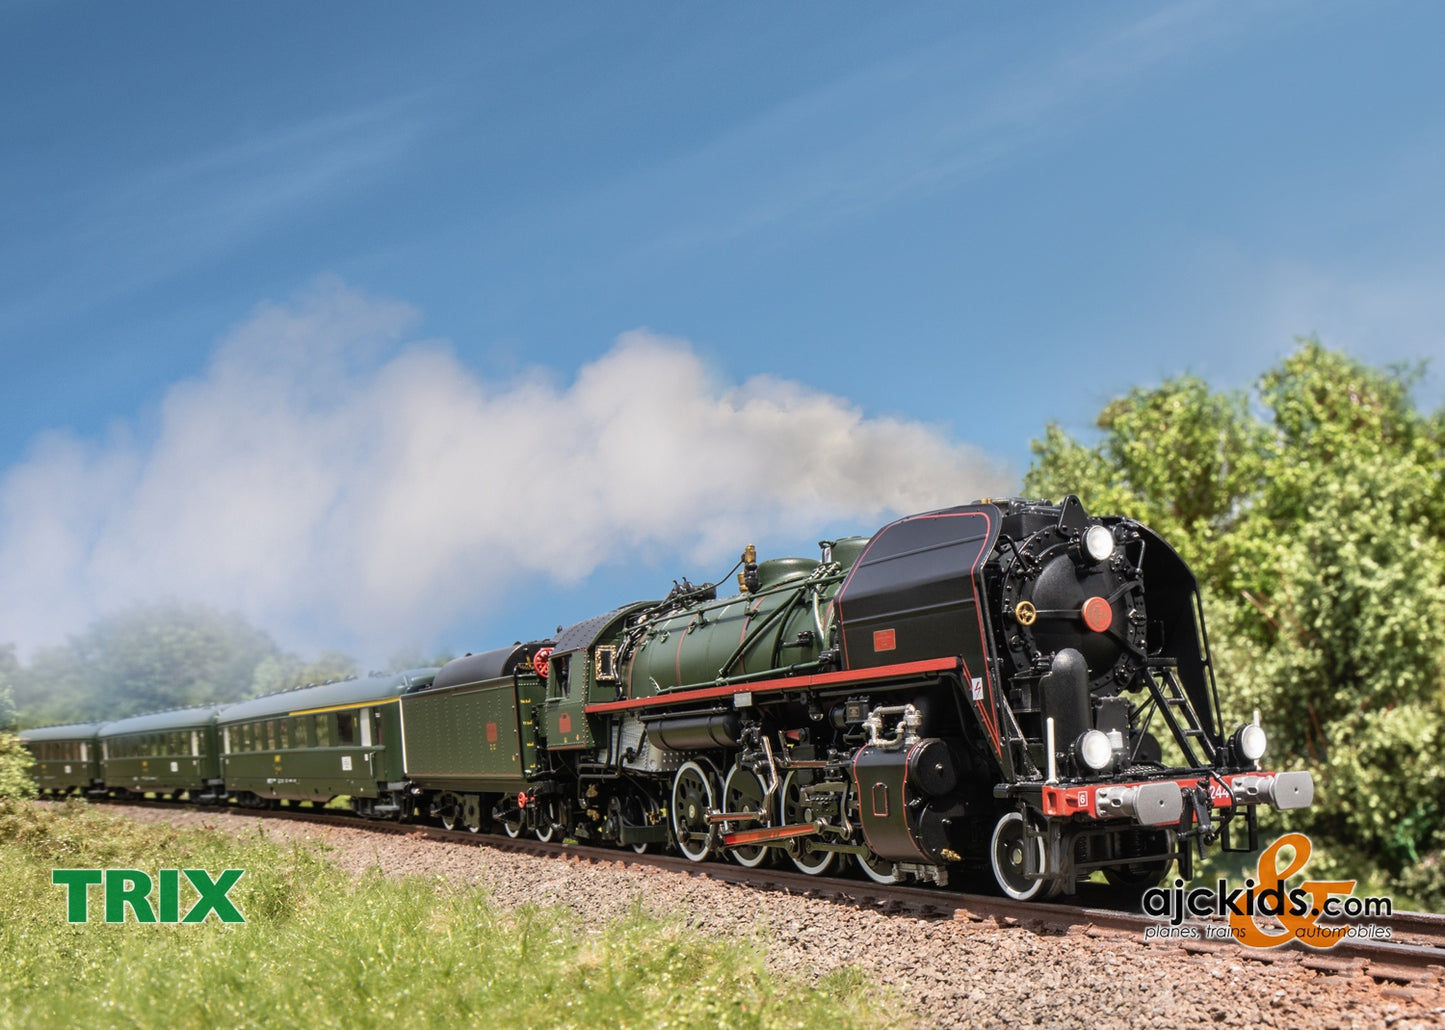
[721,823,816,847]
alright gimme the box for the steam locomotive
[21,496,1313,900]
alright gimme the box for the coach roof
[98,707,224,738]
[217,668,437,725]
[18,722,104,742]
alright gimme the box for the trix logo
[51,869,246,924]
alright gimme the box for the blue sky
[2,1,1443,662]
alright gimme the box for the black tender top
[429,644,538,691]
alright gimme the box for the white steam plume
[0,280,1013,657]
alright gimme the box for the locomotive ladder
[1144,664,1217,767]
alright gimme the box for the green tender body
[402,671,545,792]
[18,723,103,794]
[99,708,224,795]
[217,670,435,803]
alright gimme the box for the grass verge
[0,801,897,1030]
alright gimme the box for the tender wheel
[671,760,718,862]
[722,762,773,868]
[990,811,1049,901]
[458,794,485,833]
[438,792,461,831]
[781,770,836,876]
[499,796,523,838]
[856,850,904,884]
[535,799,564,843]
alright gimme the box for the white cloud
[0,281,1013,658]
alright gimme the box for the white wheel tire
[671,760,717,863]
[781,770,837,876]
[990,811,1048,901]
[856,851,904,884]
[722,763,772,869]
[535,799,561,843]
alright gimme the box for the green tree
[250,649,360,696]
[0,644,35,798]
[12,602,283,724]
[1027,341,1445,907]
[0,644,18,729]
[1027,375,1265,589]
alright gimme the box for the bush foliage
[1027,340,1445,907]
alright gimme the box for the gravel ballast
[105,805,1445,1030]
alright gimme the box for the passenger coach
[217,670,436,817]
[18,722,104,797]
[98,707,225,802]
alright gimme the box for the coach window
[279,720,290,749]
[337,711,355,746]
[372,710,384,747]
[264,722,275,751]
[315,715,330,747]
[295,719,309,747]
[359,708,372,747]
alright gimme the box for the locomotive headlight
[1083,525,1115,563]
[1235,723,1268,762]
[1077,729,1113,772]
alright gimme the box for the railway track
[81,796,1445,988]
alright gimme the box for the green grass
[0,801,897,1030]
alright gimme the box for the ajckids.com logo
[51,869,245,924]
[1141,832,1392,947]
